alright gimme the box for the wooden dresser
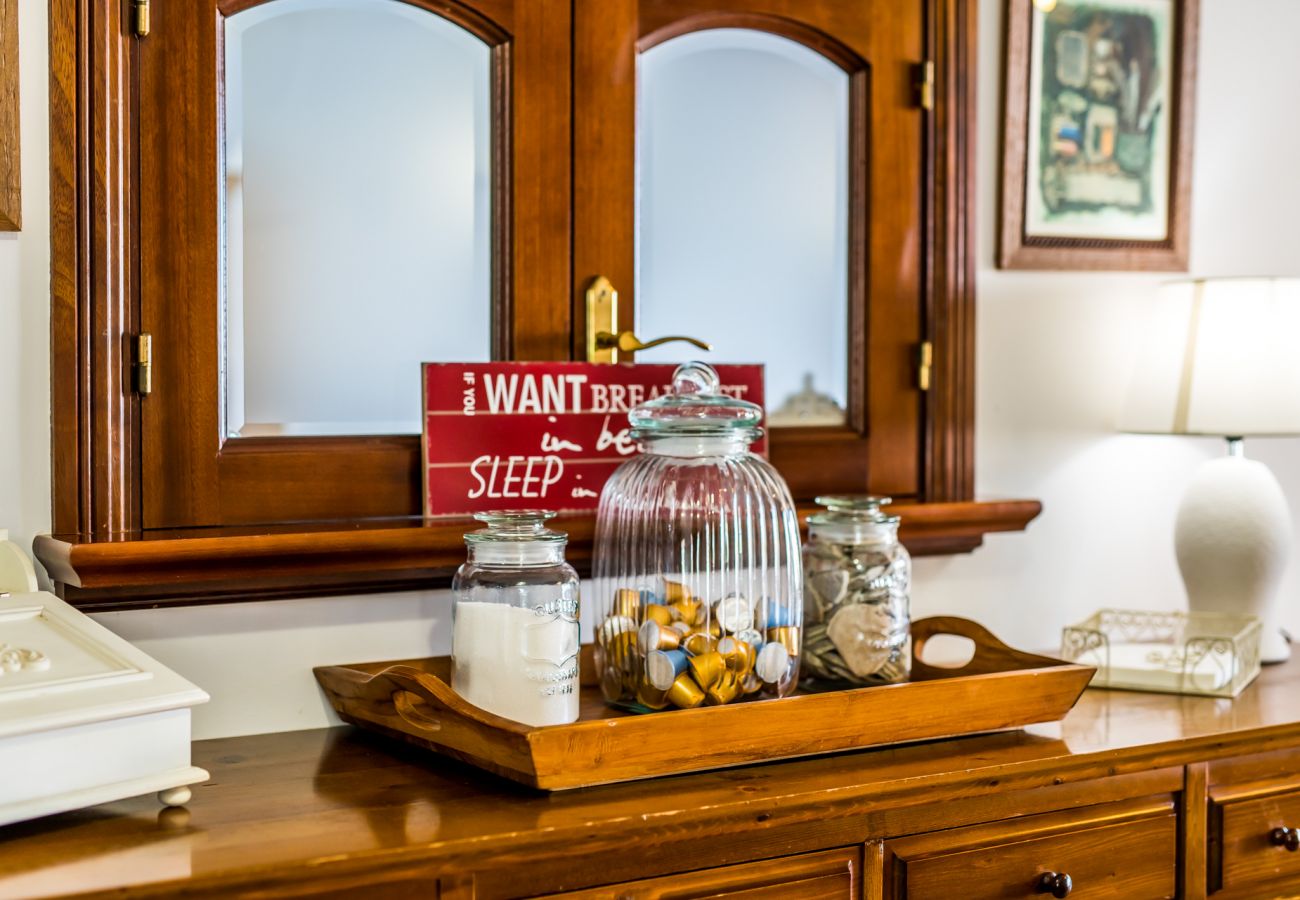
[8,659,1300,899]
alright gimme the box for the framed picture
[0,0,18,231]
[998,0,1198,270]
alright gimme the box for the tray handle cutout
[911,616,1059,678]
[379,665,533,736]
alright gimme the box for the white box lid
[0,591,208,738]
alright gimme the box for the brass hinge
[917,340,933,392]
[133,0,150,37]
[133,333,153,396]
[915,60,935,111]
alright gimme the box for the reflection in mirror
[224,0,491,438]
[636,29,850,427]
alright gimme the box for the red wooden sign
[422,362,765,517]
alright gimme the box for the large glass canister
[801,496,911,686]
[591,362,803,711]
[451,511,581,726]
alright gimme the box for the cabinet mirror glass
[223,0,492,438]
[635,29,850,427]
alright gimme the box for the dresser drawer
[538,847,857,899]
[885,799,1177,899]
[1212,785,1300,893]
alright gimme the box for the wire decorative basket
[1061,609,1261,698]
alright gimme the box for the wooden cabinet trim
[34,498,1041,610]
[47,0,1007,605]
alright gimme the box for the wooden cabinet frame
[41,0,1039,608]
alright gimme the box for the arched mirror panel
[223,0,493,439]
[635,28,851,427]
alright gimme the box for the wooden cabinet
[884,799,1178,899]
[537,848,858,899]
[21,661,1300,898]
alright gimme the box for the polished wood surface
[9,657,1300,897]
[1212,786,1300,895]
[885,798,1178,899]
[34,499,1041,610]
[996,0,1199,271]
[314,618,1091,790]
[0,0,18,230]
[545,848,859,899]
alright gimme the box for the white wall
[2,0,1299,739]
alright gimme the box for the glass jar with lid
[801,496,911,686]
[591,361,803,711]
[451,510,580,726]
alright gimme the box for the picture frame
[0,0,18,232]
[998,0,1198,270]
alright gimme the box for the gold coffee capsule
[636,679,670,710]
[666,672,705,709]
[609,630,639,673]
[671,598,702,626]
[717,637,756,676]
[598,614,636,647]
[766,626,801,655]
[688,650,727,690]
[637,620,681,655]
[662,579,690,603]
[613,588,642,619]
[670,620,693,637]
[741,671,764,695]
[644,604,675,627]
[682,631,717,657]
[705,671,742,706]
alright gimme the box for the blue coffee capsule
[645,648,689,691]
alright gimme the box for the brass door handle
[584,275,712,363]
[594,331,712,355]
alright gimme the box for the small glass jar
[801,496,911,686]
[591,362,803,711]
[451,510,580,726]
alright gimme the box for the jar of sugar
[451,510,580,726]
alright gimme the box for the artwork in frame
[0,0,18,231]
[998,0,1198,270]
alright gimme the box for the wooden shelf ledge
[33,499,1041,611]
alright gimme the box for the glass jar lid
[628,361,763,437]
[808,495,900,527]
[463,510,567,565]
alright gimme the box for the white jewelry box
[0,585,209,826]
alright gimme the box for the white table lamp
[1121,278,1300,663]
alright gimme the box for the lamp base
[1175,444,1293,664]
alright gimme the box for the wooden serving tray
[314,617,1093,790]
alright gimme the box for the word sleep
[467,455,564,499]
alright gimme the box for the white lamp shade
[1120,278,1300,436]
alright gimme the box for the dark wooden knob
[1036,871,1073,898]
[1271,826,1300,851]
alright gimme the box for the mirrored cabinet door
[138,0,570,527]
[575,0,925,501]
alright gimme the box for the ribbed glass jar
[591,362,803,711]
[801,495,911,686]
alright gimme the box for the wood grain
[49,0,993,605]
[886,798,1178,899]
[314,617,1093,790]
[1181,762,1208,899]
[13,658,1300,897]
[34,498,1041,610]
[0,0,17,230]
[541,848,857,899]
[997,0,1200,271]
[1214,786,1300,894]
